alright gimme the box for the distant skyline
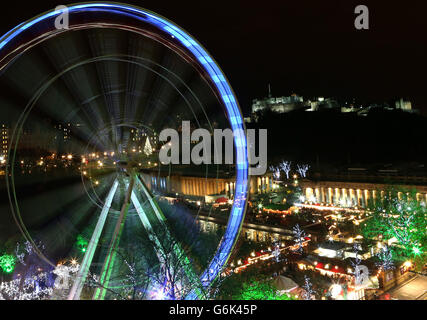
[0,0,425,115]
[249,88,413,108]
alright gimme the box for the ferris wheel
[1,2,249,299]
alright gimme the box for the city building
[395,98,412,111]
[130,128,157,152]
[250,91,417,120]
[306,97,339,112]
[1,124,8,159]
[252,93,305,114]
[50,122,73,153]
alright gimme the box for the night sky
[1,0,426,115]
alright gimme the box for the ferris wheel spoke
[93,175,136,300]
[68,178,119,300]
[130,184,205,299]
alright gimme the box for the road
[389,274,427,300]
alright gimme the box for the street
[390,275,427,300]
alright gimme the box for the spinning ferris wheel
[0,2,249,299]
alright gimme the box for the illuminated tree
[75,235,88,253]
[280,161,292,179]
[301,275,315,300]
[84,244,152,300]
[0,272,53,300]
[15,241,34,265]
[85,205,217,300]
[269,165,281,180]
[0,254,16,274]
[217,267,294,300]
[296,164,310,178]
[361,187,427,266]
[143,137,153,156]
[12,240,52,294]
[292,224,306,254]
[272,242,282,263]
[237,279,294,300]
[375,245,395,271]
[141,227,207,300]
[0,259,83,300]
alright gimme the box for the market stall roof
[272,275,299,292]
[215,197,228,203]
[318,241,349,251]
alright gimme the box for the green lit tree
[75,235,88,253]
[237,279,295,300]
[361,187,426,268]
[0,254,16,274]
[215,265,294,300]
